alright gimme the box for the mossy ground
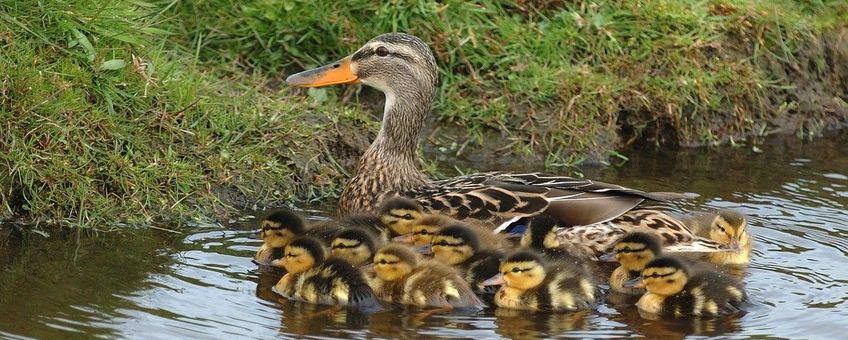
[1,0,846,231]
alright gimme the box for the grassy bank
[1,0,846,230]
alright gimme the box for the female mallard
[286,33,683,229]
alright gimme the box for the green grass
[1,0,846,230]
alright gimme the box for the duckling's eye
[666,279,675,283]
[375,46,389,57]
[402,214,413,220]
[377,259,388,265]
[717,226,726,232]
[512,267,521,273]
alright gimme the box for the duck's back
[665,270,746,316]
[295,258,378,307]
[403,261,486,309]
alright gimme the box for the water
[2,134,847,339]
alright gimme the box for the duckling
[272,236,378,307]
[378,196,426,237]
[485,251,595,312]
[632,256,746,317]
[408,214,454,247]
[606,232,663,295]
[336,213,389,242]
[430,224,505,293]
[683,210,752,267]
[254,208,342,267]
[520,215,594,267]
[331,228,379,267]
[370,244,485,309]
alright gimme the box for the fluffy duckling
[521,215,594,266]
[607,232,663,295]
[408,214,454,247]
[370,244,485,309]
[330,228,379,267]
[378,196,426,237]
[254,209,343,267]
[485,251,595,312]
[632,256,746,317]
[430,224,505,293]
[683,210,752,267]
[272,237,378,307]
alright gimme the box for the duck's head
[708,211,749,252]
[496,251,548,291]
[431,224,480,265]
[373,244,418,281]
[331,228,377,267]
[378,197,425,236]
[411,215,451,247]
[611,232,662,272]
[257,208,306,248]
[634,257,689,297]
[280,236,325,275]
[286,33,439,104]
[520,215,561,250]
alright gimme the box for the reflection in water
[1,134,847,338]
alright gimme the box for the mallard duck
[606,232,664,295]
[429,224,505,293]
[556,209,733,259]
[253,208,343,267]
[286,32,684,229]
[484,251,595,312]
[683,210,751,267]
[330,228,379,267]
[631,256,746,317]
[271,236,378,307]
[520,215,595,266]
[370,244,485,308]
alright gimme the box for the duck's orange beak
[286,57,358,87]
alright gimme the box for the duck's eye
[717,226,726,232]
[402,214,413,220]
[375,46,389,57]
[512,267,521,273]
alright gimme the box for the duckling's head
[638,257,690,297]
[499,251,547,291]
[520,215,561,250]
[411,215,451,247]
[331,228,377,266]
[280,237,325,275]
[432,224,480,265]
[373,244,419,281]
[378,197,425,236]
[708,211,749,251]
[258,208,306,248]
[613,232,662,272]
[286,33,439,101]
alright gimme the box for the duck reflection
[493,308,590,339]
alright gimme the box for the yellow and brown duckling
[521,215,595,267]
[484,251,595,312]
[605,232,664,295]
[253,208,342,267]
[430,224,505,293]
[370,244,485,309]
[631,256,746,317]
[683,210,751,267]
[330,228,379,267]
[378,196,426,237]
[272,236,378,307]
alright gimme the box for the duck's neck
[338,88,434,215]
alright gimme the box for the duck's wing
[408,172,685,228]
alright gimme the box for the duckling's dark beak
[483,273,505,286]
[251,229,262,239]
[622,276,645,289]
[598,252,618,262]
[414,244,433,255]
[286,56,359,87]
[360,263,374,272]
[392,233,413,244]
[729,237,743,253]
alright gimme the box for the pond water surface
[1,134,847,339]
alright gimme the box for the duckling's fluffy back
[402,260,486,309]
[292,258,379,308]
[665,268,746,316]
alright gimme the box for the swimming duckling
[378,196,426,237]
[407,214,454,247]
[370,244,485,309]
[430,224,505,293]
[632,256,746,317]
[254,208,342,267]
[272,236,378,307]
[683,210,751,267]
[485,251,595,312]
[607,232,664,295]
[521,215,594,266]
[331,228,379,267]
